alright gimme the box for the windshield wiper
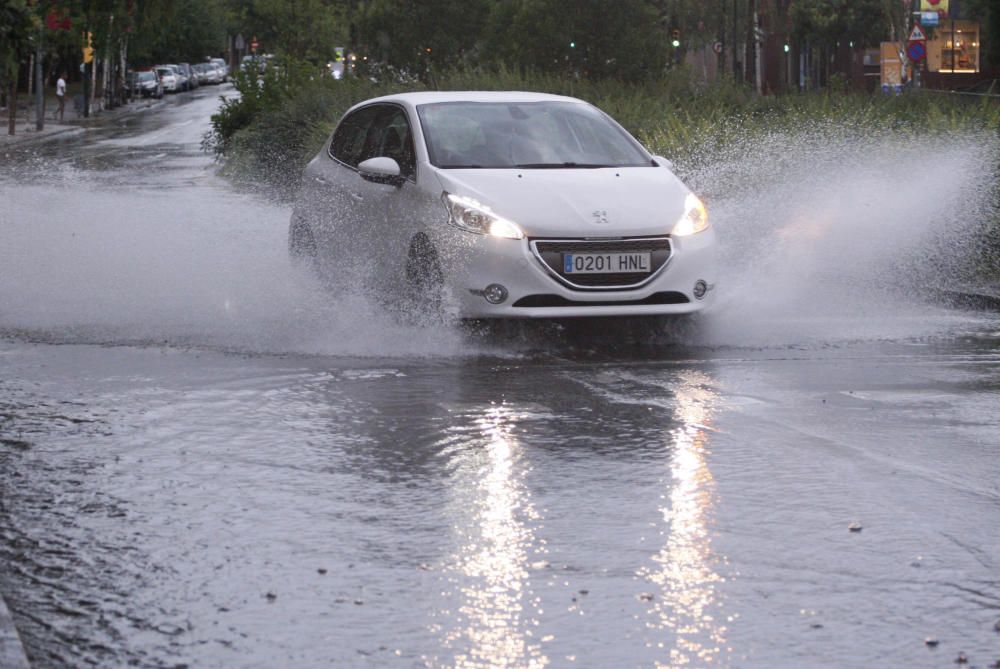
[514,162,616,169]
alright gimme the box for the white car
[154,66,179,93]
[289,91,717,319]
[208,58,229,82]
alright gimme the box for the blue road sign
[907,41,927,62]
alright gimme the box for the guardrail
[922,89,1000,99]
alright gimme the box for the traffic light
[671,28,681,48]
[82,31,94,63]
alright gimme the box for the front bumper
[439,229,717,319]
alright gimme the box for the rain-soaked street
[1,88,999,668]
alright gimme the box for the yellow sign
[82,32,94,64]
[920,0,949,15]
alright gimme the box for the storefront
[927,19,981,74]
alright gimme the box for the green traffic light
[570,41,576,48]
[672,39,680,48]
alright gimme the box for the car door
[299,104,385,273]
[364,105,425,297]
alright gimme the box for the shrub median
[207,64,999,282]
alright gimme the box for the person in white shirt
[55,73,66,121]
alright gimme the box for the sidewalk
[0,592,29,669]
[1,95,163,147]
[0,119,83,146]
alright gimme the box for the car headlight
[671,193,709,236]
[443,193,524,240]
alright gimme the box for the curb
[2,96,169,148]
[937,288,1000,312]
[0,592,30,669]
[1,125,85,148]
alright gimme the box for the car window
[329,105,383,168]
[372,107,416,180]
[417,101,651,169]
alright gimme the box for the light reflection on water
[435,405,549,668]
[638,370,727,666]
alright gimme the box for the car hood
[432,166,691,238]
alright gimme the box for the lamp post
[35,27,43,131]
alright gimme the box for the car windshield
[138,72,155,82]
[416,101,651,169]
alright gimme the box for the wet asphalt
[1,87,999,668]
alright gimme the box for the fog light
[483,283,508,304]
[693,280,708,300]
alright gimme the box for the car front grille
[512,292,689,308]
[530,237,673,290]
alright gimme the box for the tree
[485,0,671,81]
[129,0,228,64]
[791,0,887,50]
[1,0,35,133]
[790,0,888,86]
[357,0,490,76]
[965,0,998,69]
[217,0,348,63]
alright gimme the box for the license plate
[563,252,651,274]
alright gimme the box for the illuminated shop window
[927,20,980,73]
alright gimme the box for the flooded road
[1,89,999,668]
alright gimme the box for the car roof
[358,91,586,107]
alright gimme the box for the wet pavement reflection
[1,89,999,669]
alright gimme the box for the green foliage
[234,0,347,62]
[790,0,889,48]
[210,65,1000,211]
[352,0,672,82]
[207,58,410,192]
[129,0,228,65]
[357,0,490,74]
[482,0,670,81]
[0,0,35,78]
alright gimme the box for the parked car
[239,54,258,74]
[163,64,187,91]
[129,70,163,98]
[208,57,229,82]
[288,92,717,319]
[192,62,220,85]
[154,66,179,93]
[178,63,198,89]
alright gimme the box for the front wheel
[288,218,318,271]
[405,234,444,322]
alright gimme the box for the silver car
[290,92,717,319]
[154,66,179,93]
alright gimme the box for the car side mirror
[358,157,404,187]
[652,155,674,171]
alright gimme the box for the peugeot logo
[592,210,610,225]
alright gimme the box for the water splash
[1,124,996,356]
[0,183,466,357]
[685,126,999,347]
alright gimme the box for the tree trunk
[717,0,726,75]
[7,75,18,135]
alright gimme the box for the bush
[206,66,1000,280]
[206,59,423,195]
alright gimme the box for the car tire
[288,217,317,271]
[405,234,444,321]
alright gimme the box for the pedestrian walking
[54,72,66,121]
